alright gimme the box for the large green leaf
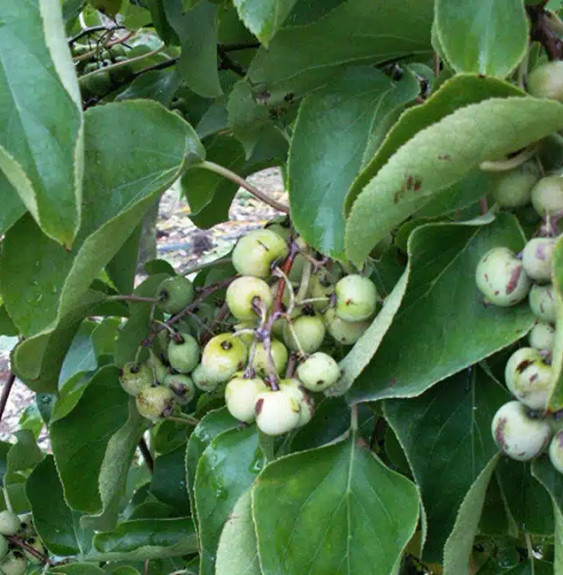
[247,0,434,102]
[548,234,563,409]
[253,434,419,575]
[26,455,82,556]
[0,101,203,392]
[233,0,297,45]
[348,215,533,403]
[150,445,190,515]
[385,368,507,562]
[195,424,262,575]
[345,96,563,265]
[435,0,528,78]
[164,0,222,98]
[215,488,260,575]
[288,67,418,259]
[0,0,83,246]
[0,171,25,236]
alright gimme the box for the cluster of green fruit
[120,225,379,436]
[0,510,44,575]
[476,148,563,469]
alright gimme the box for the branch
[0,373,16,421]
[196,161,290,214]
[219,42,261,52]
[6,536,54,566]
[138,437,154,473]
[69,24,125,45]
[217,45,247,77]
[527,4,563,60]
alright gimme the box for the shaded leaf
[233,0,297,46]
[150,445,190,515]
[0,172,25,236]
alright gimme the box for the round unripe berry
[167,333,200,374]
[323,308,370,345]
[297,352,340,391]
[119,362,154,396]
[232,229,289,278]
[529,321,556,352]
[23,537,44,566]
[308,275,334,312]
[148,351,169,385]
[17,514,33,538]
[475,247,531,306]
[192,364,218,392]
[251,339,289,376]
[234,321,257,347]
[265,222,291,241]
[529,283,557,323]
[201,334,248,383]
[527,60,563,102]
[491,401,551,461]
[0,535,7,561]
[254,389,301,436]
[279,379,314,426]
[0,511,21,536]
[491,162,539,208]
[156,276,194,314]
[283,314,326,354]
[225,375,268,422]
[136,386,175,421]
[531,175,563,216]
[334,275,378,322]
[0,551,26,575]
[522,237,555,283]
[163,373,195,405]
[505,347,552,411]
[226,276,273,320]
[549,430,563,474]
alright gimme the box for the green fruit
[232,229,289,278]
[0,551,27,575]
[334,274,378,322]
[79,68,112,98]
[163,373,195,405]
[308,274,334,312]
[225,375,268,422]
[475,247,531,306]
[192,363,219,392]
[254,389,301,436]
[490,162,539,208]
[168,333,200,373]
[505,347,552,411]
[283,314,326,354]
[149,350,169,384]
[530,175,563,216]
[234,321,257,347]
[324,308,370,345]
[119,362,154,396]
[265,222,292,241]
[0,511,20,537]
[201,334,249,383]
[288,253,306,283]
[522,237,555,283]
[17,514,33,538]
[135,386,176,421]
[226,276,273,320]
[279,379,314,426]
[527,60,563,102]
[296,352,340,391]
[251,339,289,376]
[529,321,556,352]
[0,535,7,562]
[156,276,195,314]
[23,537,44,566]
[529,283,557,323]
[108,57,133,83]
[549,430,563,474]
[491,401,551,461]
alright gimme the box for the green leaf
[288,67,418,259]
[346,75,524,212]
[0,306,18,337]
[195,424,262,575]
[348,215,533,403]
[435,0,528,78]
[116,70,182,107]
[91,518,198,560]
[385,367,506,562]
[443,454,501,575]
[247,0,434,101]
[0,171,25,236]
[0,0,83,246]
[150,445,190,515]
[345,96,563,265]
[164,0,222,98]
[50,565,105,575]
[50,366,131,514]
[26,455,81,556]
[548,234,563,410]
[59,321,97,386]
[106,225,142,296]
[253,434,419,575]
[185,407,239,532]
[233,0,297,45]
[215,488,260,575]
[0,101,203,392]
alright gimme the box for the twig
[200,302,230,346]
[138,437,154,473]
[220,42,261,52]
[6,535,54,566]
[144,559,150,575]
[107,295,159,303]
[479,145,537,172]
[527,4,563,60]
[0,373,16,421]
[69,24,125,45]
[217,45,247,77]
[182,257,232,277]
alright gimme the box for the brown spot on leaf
[414,179,422,191]
[438,154,451,161]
